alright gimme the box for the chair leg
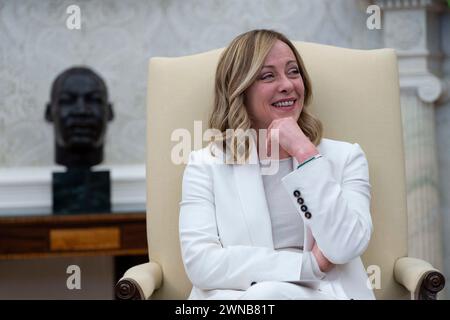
[417,271,446,300]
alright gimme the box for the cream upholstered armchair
[115,42,445,300]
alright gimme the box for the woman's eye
[289,68,300,75]
[260,73,274,80]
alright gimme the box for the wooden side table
[0,213,148,259]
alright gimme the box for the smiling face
[244,40,305,130]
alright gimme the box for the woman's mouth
[271,99,296,110]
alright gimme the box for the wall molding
[378,0,448,103]
[400,74,449,103]
[375,0,446,11]
[0,164,146,216]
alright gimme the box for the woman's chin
[270,106,301,120]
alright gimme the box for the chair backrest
[146,42,410,299]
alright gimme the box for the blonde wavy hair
[208,29,323,162]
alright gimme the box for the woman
[179,29,375,300]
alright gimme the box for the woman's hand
[312,242,335,273]
[266,117,318,162]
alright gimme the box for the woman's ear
[45,103,53,122]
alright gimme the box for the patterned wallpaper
[0,0,381,167]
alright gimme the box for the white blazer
[179,137,375,300]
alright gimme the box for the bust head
[45,67,114,167]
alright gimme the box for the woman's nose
[278,75,294,93]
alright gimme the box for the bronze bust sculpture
[45,67,114,167]
[45,67,114,214]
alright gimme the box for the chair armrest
[115,261,163,300]
[394,257,445,300]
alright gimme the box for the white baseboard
[0,164,146,216]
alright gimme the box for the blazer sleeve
[281,143,373,264]
[179,150,305,291]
